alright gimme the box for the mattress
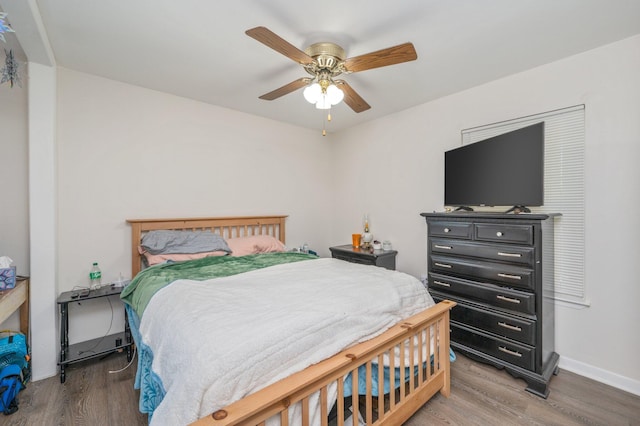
[122,253,435,425]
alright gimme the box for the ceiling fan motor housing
[304,42,346,73]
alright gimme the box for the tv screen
[444,122,544,208]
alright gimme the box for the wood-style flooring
[4,352,639,425]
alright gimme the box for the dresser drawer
[475,223,533,245]
[450,322,535,370]
[429,222,472,239]
[431,255,534,290]
[429,273,535,315]
[431,238,535,266]
[433,294,535,345]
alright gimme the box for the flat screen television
[444,122,544,210]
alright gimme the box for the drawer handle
[498,346,523,357]
[443,228,450,233]
[498,321,522,332]
[498,273,522,280]
[434,244,452,250]
[498,252,521,258]
[434,262,452,269]
[496,231,503,237]
[496,295,521,304]
[433,280,451,287]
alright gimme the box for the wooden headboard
[126,215,288,277]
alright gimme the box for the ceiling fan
[245,26,418,113]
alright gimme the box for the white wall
[56,68,334,344]
[331,35,640,391]
[0,62,29,274]
[0,57,29,333]
[28,62,58,380]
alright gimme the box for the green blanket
[121,252,317,318]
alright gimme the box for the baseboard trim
[559,356,640,396]
[32,368,58,382]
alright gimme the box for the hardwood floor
[406,354,640,426]
[5,352,639,425]
[4,351,146,426]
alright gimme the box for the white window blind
[461,105,587,305]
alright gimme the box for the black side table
[57,285,133,383]
[329,244,398,270]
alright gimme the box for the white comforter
[140,257,433,425]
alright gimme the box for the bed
[124,215,455,426]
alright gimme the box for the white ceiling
[4,0,640,132]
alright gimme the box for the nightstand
[329,244,398,270]
[57,285,133,383]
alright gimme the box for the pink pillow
[226,235,286,256]
[138,246,227,266]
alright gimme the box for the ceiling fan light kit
[245,26,417,133]
[303,80,344,109]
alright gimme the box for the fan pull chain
[322,108,332,136]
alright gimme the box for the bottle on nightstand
[362,214,373,249]
[89,262,102,288]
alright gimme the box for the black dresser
[420,212,560,398]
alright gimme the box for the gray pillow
[141,230,231,255]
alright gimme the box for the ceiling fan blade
[336,81,371,113]
[246,26,315,66]
[258,78,311,101]
[342,42,417,73]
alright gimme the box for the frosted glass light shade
[303,83,322,103]
[326,84,344,105]
[315,95,331,109]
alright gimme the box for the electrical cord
[77,296,114,356]
[71,285,90,291]
[108,346,137,374]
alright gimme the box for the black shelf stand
[57,285,133,383]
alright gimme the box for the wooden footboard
[191,300,455,426]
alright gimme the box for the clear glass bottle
[362,214,373,248]
[89,262,102,287]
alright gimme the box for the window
[461,105,587,306]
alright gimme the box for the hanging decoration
[1,49,21,88]
[0,12,14,43]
